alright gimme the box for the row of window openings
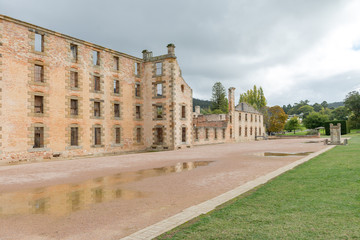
[238,114,260,122]
[35,34,165,77]
[34,67,164,98]
[34,127,125,148]
[195,127,261,140]
[34,126,189,149]
[36,97,184,120]
[195,128,226,140]
[155,127,186,143]
[238,127,261,137]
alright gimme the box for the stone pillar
[167,43,175,56]
[195,106,201,115]
[330,123,341,145]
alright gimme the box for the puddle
[262,152,313,157]
[304,141,321,143]
[0,161,213,217]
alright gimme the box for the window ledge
[111,143,123,147]
[28,147,50,152]
[66,146,82,150]
[91,144,104,148]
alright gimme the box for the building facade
[0,15,192,162]
[193,88,265,145]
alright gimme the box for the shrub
[306,129,318,135]
[324,120,350,135]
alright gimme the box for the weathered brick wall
[0,15,194,163]
[172,59,193,149]
[142,54,176,150]
[235,112,265,142]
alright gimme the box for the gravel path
[0,139,327,240]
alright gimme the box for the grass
[157,132,360,240]
[280,130,309,136]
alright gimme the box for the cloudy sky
[1,0,360,106]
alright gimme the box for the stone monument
[330,123,341,145]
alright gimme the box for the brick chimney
[195,106,201,115]
[228,87,235,112]
[167,43,175,56]
[142,49,153,61]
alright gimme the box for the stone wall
[0,15,192,163]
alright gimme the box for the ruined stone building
[193,88,265,145]
[0,15,265,163]
[0,15,192,162]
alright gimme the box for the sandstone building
[0,15,192,162]
[0,15,265,163]
[193,88,265,145]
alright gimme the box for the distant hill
[328,102,344,109]
[193,98,211,111]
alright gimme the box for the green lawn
[157,133,360,240]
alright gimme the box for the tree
[210,82,228,113]
[312,103,323,112]
[239,85,267,111]
[288,100,310,115]
[344,91,360,118]
[265,106,288,134]
[302,112,329,129]
[298,105,314,118]
[330,106,348,120]
[285,116,301,134]
[344,91,360,129]
[321,101,328,109]
[282,104,292,114]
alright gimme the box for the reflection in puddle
[262,152,313,157]
[0,161,212,217]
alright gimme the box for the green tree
[312,103,323,112]
[298,105,314,118]
[321,101,328,109]
[200,107,212,115]
[282,104,292,114]
[288,100,310,115]
[302,112,329,129]
[344,91,360,129]
[265,106,288,134]
[210,82,228,113]
[330,106,348,120]
[285,116,301,134]
[239,85,267,111]
[344,91,360,118]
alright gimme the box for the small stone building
[0,15,192,162]
[193,88,265,145]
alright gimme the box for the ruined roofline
[235,102,261,114]
[0,14,143,61]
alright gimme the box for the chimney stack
[228,87,235,112]
[142,49,153,61]
[167,43,175,56]
[195,106,201,115]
